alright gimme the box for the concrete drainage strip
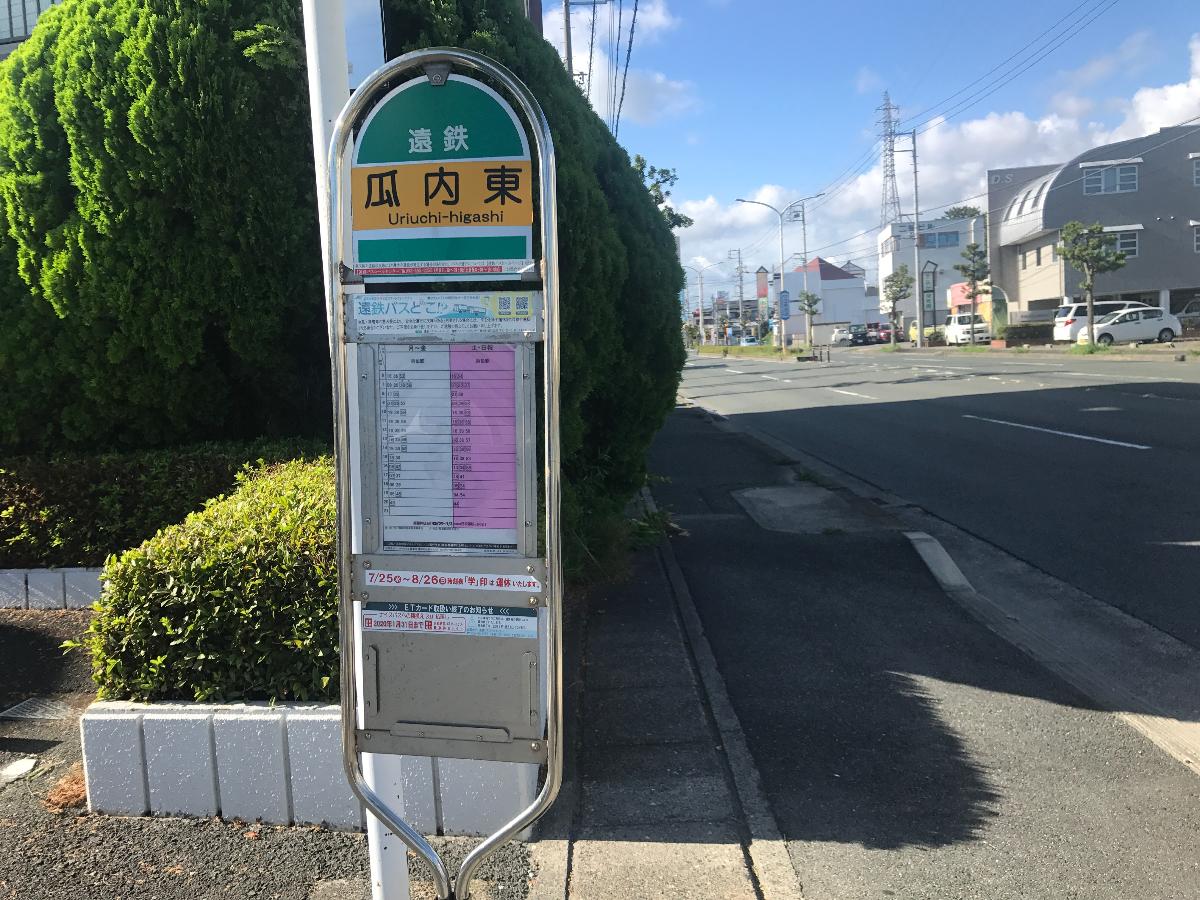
[81,701,538,835]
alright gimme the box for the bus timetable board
[324,45,564,900]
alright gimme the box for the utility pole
[729,248,747,323]
[736,195,823,349]
[684,262,723,347]
[562,0,573,78]
[911,128,923,348]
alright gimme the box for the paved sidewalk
[556,548,762,899]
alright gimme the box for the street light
[736,193,824,349]
[683,261,725,347]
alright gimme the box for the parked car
[1053,300,1150,342]
[848,324,872,346]
[945,313,991,345]
[1177,298,1200,331]
[831,327,852,346]
[866,322,881,342]
[739,336,760,346]
[907,322,946,343]
[877,323,895,343]
[1082,307,1182,346]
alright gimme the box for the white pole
[800,203,811,348]
[777,212,787,349]
[301,4,411,899]
[912,128,923,348]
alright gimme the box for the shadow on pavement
[647,405,1199,852]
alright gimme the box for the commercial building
[0,0,58,58]
[986,126,1200,321]
[876,215,987,328]
[782,257,874,326]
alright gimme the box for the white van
[944,313,990,345]
[1052,300,1149,342]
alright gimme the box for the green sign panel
[351,75,534,281]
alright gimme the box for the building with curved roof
[986,126,1200,322]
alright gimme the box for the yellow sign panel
[352,161,534,231]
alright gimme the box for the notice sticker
[364,569,542,592]
[361,602,537,639]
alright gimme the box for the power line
[614,0,639,136]
[913,0,1121,135]
[585,1,598,101]
[898,0,1108,128]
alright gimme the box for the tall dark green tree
[0,0,328,448]
[381,0,687,563]
[1057,221,1127,348]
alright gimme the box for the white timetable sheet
[377,343,520,554]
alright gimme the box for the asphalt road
[649,408,1200,900]
[679,348,1200,649]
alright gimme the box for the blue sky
[341,1,1200,288]
[541,0,1200,288]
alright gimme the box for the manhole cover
[0,696,73,720]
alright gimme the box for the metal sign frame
[325,48,562,900]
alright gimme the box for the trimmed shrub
[0,0,329,448]
[76,458,338,702]
[1002,323,1054,343]
[380,1,687,570]
[0,439,328,568]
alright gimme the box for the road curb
[643,487,805,900]
[903,531,975,593]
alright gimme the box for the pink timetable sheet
[378,343,520,553]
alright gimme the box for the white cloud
[855,67,883,95]
[543,1,697,127]
[677,33,1200,290]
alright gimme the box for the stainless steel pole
[562,0,573,77]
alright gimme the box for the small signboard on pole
[779,289,791,321]
[351,74,536,280]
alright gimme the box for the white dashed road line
[828,388,880,401]
[962,414,1151,450]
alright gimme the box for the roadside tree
[1056,222,1127,348]
[882,265,914,344]
[633,154,694,229]
[794,291,820,348]
[942,204,982,220]
[952,243,991,341]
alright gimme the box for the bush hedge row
[0,439,328,568]
[77,458,339,702]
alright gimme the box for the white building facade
[876,216,986,327]
[781,257,874,327]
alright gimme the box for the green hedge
[77,458,338,702]
[0,439,328,568]
[381,1,686,572]
[1000,323,1054,343]
[0,0,329,449]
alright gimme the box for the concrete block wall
[0,567,102,609]
[80,701,538,835]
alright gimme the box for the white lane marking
[783,379,793,383]
[1080,406,1122,412]
[962,414,1151,450]
[912,364,973,371]
[828,388,880,400]
[761,375,778,381]
[1153,541,1200,547]
[1063,371,1183,383]
[727,369,745,374]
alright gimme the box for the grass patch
[878,343,901,353]
[698,345,790,359]
[1069,343,1112,355]
[950,344,990,353]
